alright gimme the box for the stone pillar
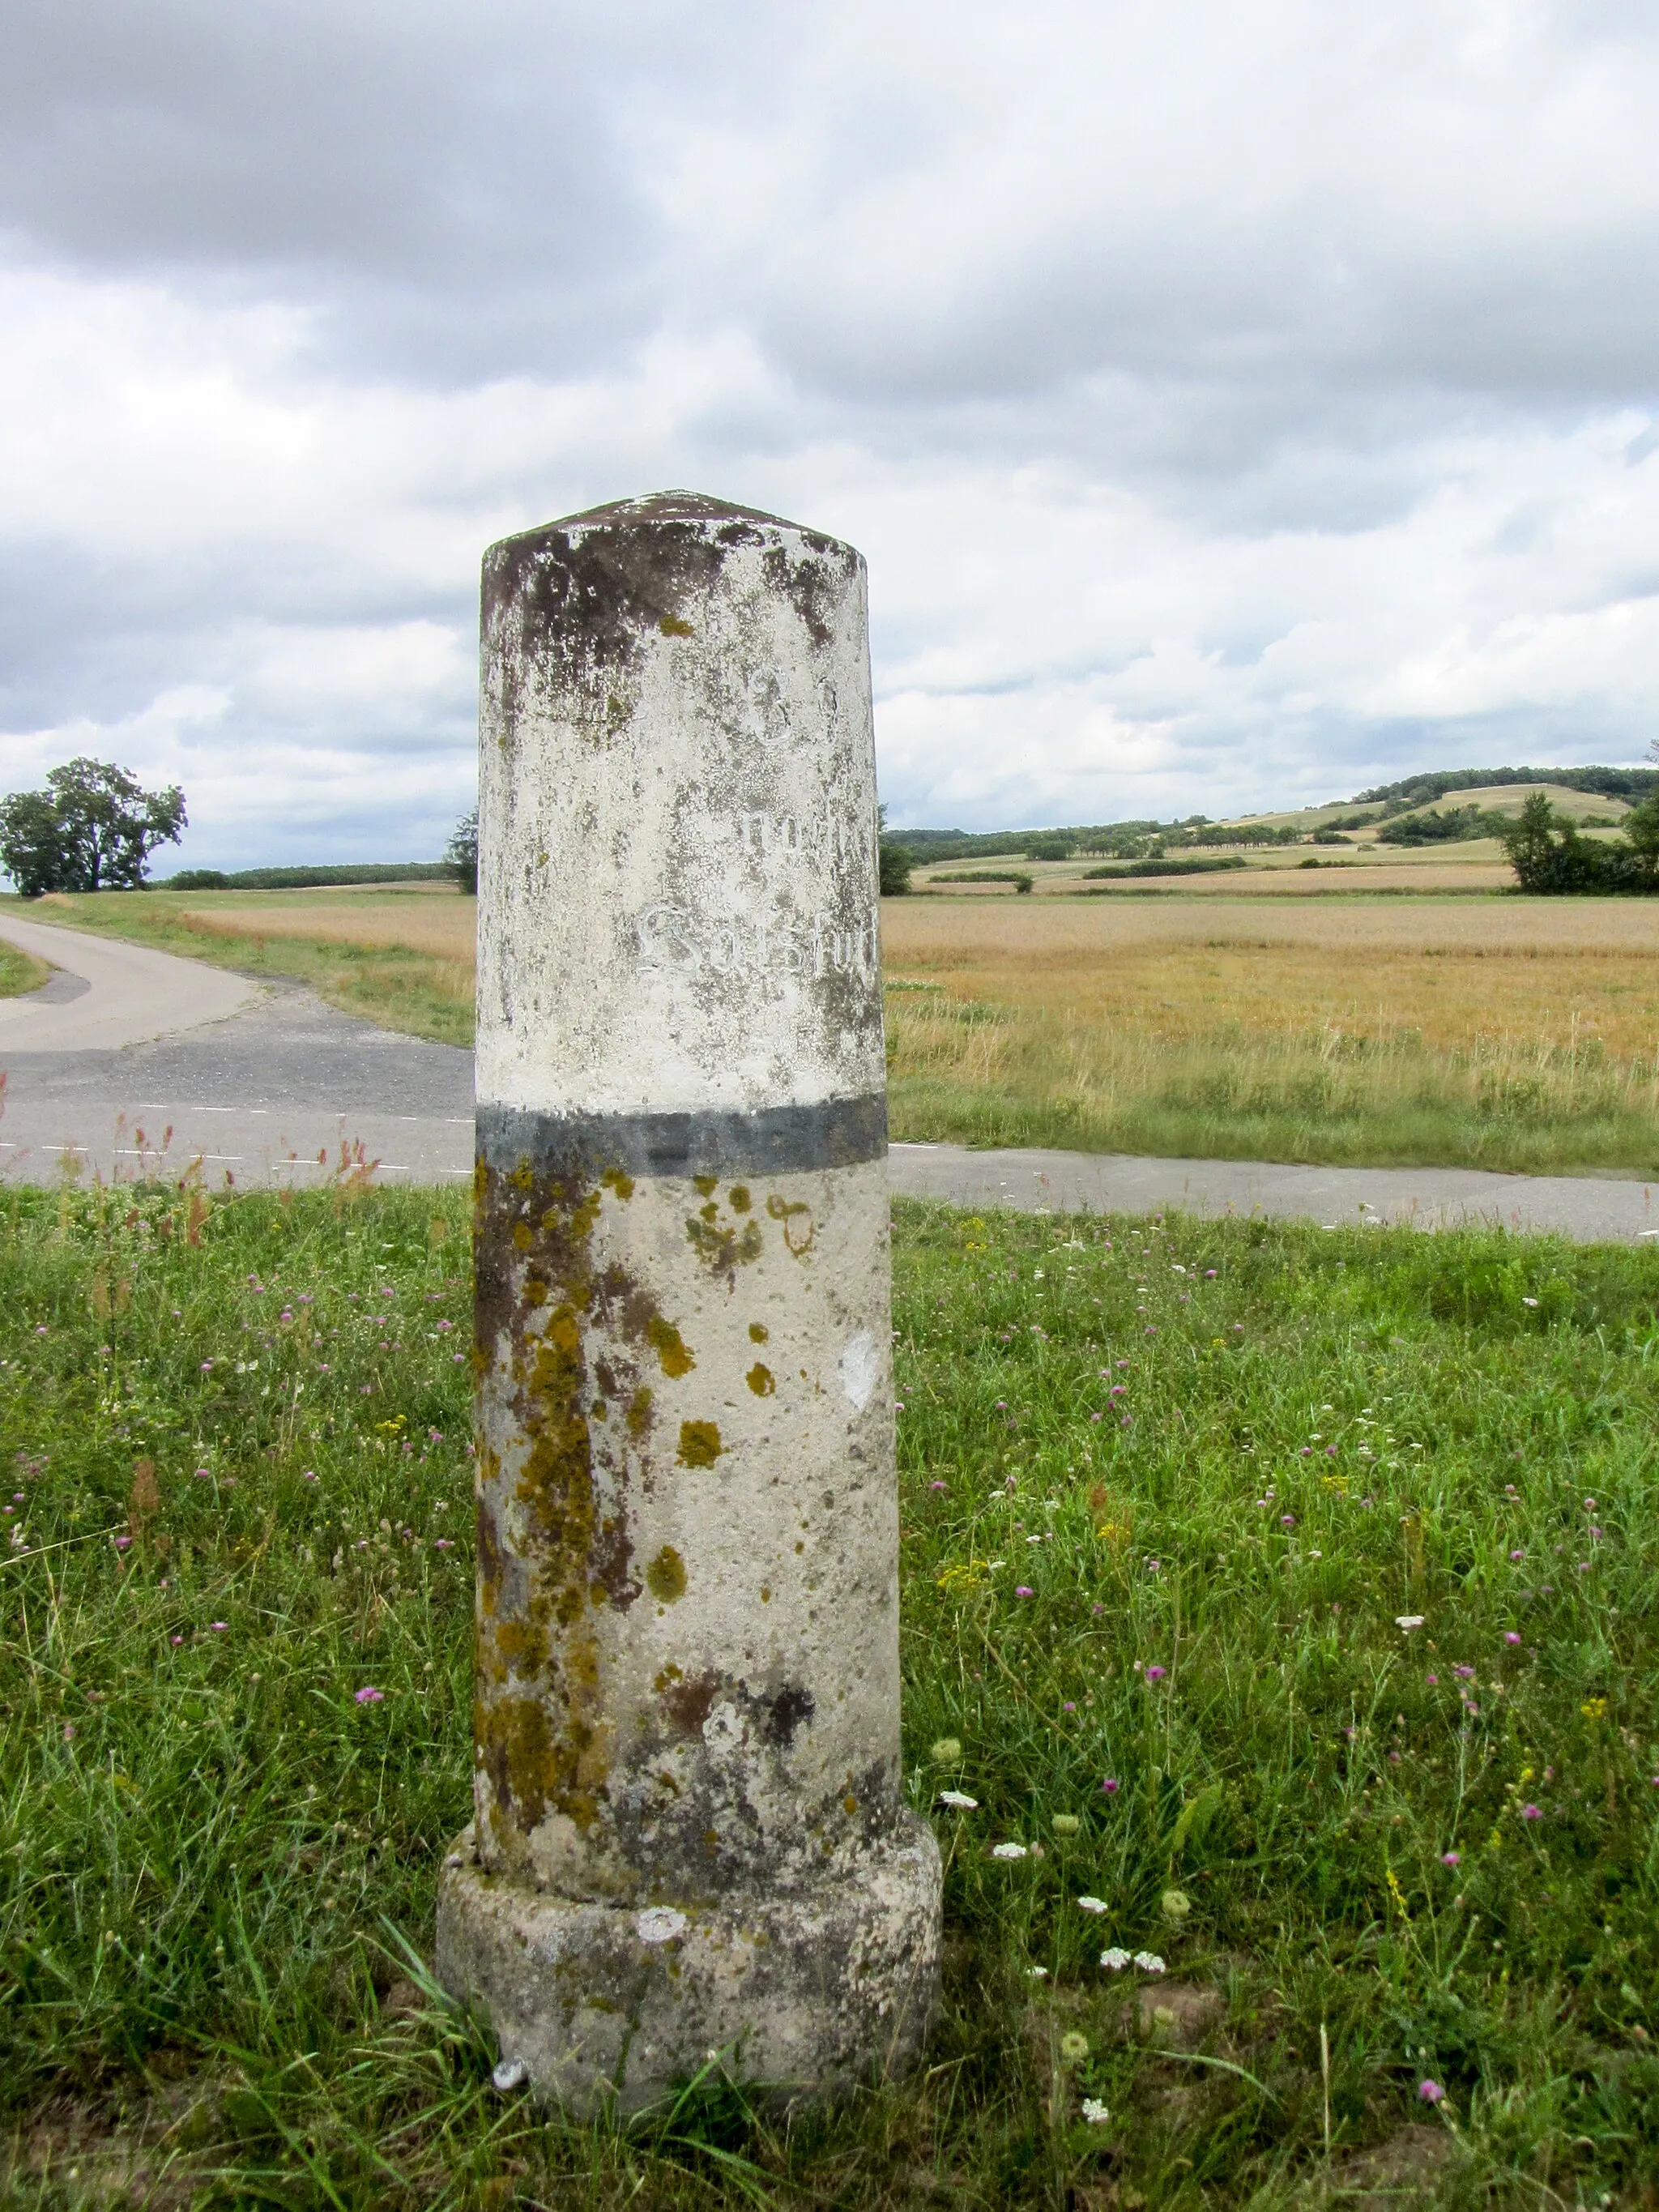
[436,491,941,2111]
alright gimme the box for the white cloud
[1,0,1657,861]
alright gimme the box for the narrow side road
[0,908,261,1048]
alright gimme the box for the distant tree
[0,758,186,896]
[876,804,913,895]
[1621,786,1659,882]
[1497,791,1651,894]
[446,808,479,895]
[0,791,69,898]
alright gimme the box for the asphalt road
[0,912,1653,1241]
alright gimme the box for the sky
[2,0,1658,867]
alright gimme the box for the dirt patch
[2,2087,216,2210]
[1328,2123,1456,2206]
[1130,1980,1225,2046]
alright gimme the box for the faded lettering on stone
[635,903,877,981]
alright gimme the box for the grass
[12,888,475,1048]
[2,1182,1659,2205]
[884,895,1659,1175]
[0,940,49,998]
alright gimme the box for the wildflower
[1509,1548,1524,1561]
[1060,2031,1090,2063]
[1144,1664,1167,1683]
[1504,1632,1522,1646]
[1052,1814,1081,1835]
[170,1635,182,1646]
[937,1789,978,1808]
[1100,1777,1120,1796]
[1132,1952,1166,1974]
[929,1480,947,1491]
[991,1842,1028,1860]
[354,1686,385,1706]
[1440,1851,1461,1867]
[209,1622,228,1633]
[434,1538,454,1550]
[1027,1965,1049,1979]
[1425,1673,1439,1685]
[1015,1585,1034,1598]
[199,1360,213,1372]
[1281,1513,1295,1527]
[1077,1896,1108,1914]
[114,1535,132,1551]
[1081,2097,1111,2124]
[1100,1947,1131,1970]
[1581,1697,1607,1722]
[1521,1296,1538,1308]
[931,1737,963,1765]
[1520,1803,1542,1821]
[1061,1700,1077,1713]
[1161,1889,1192,1922]
[1395,1615,1425,1633]
[302,1470,318,1483]
[1418,2080,1445,2104]
[1454,1664,1475,1679]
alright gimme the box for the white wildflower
[1133,1951,1166,1974]
[1395,1615,1425,1632]
[1081,2097,1111,2125]
[1026,1964,1049,1979]
[1077,1895,1109,1915]
[1100,1946,1132,1971]
[991,1842,1028,1860]
[937,1790,979,1808]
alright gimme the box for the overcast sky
[3,0,1658,865]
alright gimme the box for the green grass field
[0,939,48,998]
[2,1186,1657,2206]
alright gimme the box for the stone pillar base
[435,1817,943,2114]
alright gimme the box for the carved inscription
[636,903,877,980]
[736,811,873,866]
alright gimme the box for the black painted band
[476,1094,887,1181]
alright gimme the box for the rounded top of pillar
[488,489,859,566]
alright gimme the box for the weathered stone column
[436,491,941,2111]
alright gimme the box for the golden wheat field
[880,895,1659,1171]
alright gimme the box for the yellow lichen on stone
[646,1545,688,1602]
[676,1420,723,1467]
